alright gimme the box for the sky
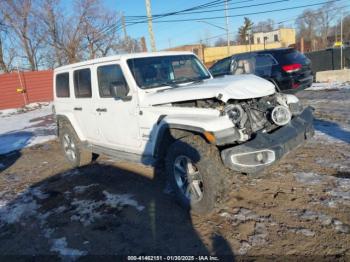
[62,0,350,50]
[93,0,350,51]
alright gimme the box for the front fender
[56,113,86,141]
[151,114,237,157]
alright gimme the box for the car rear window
[278,50,308,65]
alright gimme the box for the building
[165,44,205,61]
[253,28,296,47]
[204,28,296,65]
[163,28,296,66]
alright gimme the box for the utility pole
[121,14,128,39]
[224,0,230,55]
[145,0,156,52]
[340,11,343,69]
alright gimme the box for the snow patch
[0,102,56,154]
[70,199,104,226]
[293,172,350,208]
[73,184,99,194]
[103,191,145,211]
[306,82,350,91]
[50,237,86,258]
[70,191,144,226]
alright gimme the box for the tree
[238,17,254,44]
[316,1,338,48]
[0,18,15,72]
[1,0,45,71]
[40,0,129,67]
[254,19,274,33]
[214,37,227,47]
[296,10,318,42]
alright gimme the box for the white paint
[142,74,275,106]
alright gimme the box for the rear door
[72,67,99,142]
[94,62,141,152]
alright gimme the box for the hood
[143,74,275,106]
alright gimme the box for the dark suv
[209,48,313,93]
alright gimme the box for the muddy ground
[0,89,349,260]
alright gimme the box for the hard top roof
[54,51,194,72]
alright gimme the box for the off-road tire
[165,135,225,214]
[58,121,92,168]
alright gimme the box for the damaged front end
[171,93,304,146]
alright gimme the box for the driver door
[94,63,141,152]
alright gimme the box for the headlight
[271,106,291,126]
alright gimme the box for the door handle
[96,108,107,112]
[74,107,82,111]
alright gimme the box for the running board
[85,143,156,166]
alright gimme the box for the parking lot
[0,86,350,259]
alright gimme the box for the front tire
[58,121,92,168]
[165,135,225,214]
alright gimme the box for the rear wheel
[165,135,225,214]
[59,121,92,168]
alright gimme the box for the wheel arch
[56,114,86,142]
[153,122,209,159]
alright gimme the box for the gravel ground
[0,89,349,260]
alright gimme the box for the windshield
[127,55,211,89]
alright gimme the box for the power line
[170,3,350,46]
[125,0,289,19]
[92,0,345,48]
[135,0,342,24]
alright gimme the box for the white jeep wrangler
[53,51,314,213]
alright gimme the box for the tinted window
[74,68,92,98]
[278,50,309,65]
[97,64,127,98]
[55,73,70,98]
[255,54,278,68]
[210,57,232,76]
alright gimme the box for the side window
[255,54,278,68]
[210,57,231,76]
[233,56,256,75]
[55,73,70,98]
[97,64,127,98]
[74,68,92,98]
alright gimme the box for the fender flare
[152,120,206,158]
[56,114,86,141]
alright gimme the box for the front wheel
[165,135,225,214]
[59,122,92,168]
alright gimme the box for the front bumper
[221,107,314,174]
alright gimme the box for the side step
[85,143,156,166]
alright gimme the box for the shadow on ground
[0,162,234,260]
[314,119,350,143]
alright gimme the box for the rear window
[55,73,70,98]
[278,50,308,65]
[74,68,92,98]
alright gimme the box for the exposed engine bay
[171,94,300,140]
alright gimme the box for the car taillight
[282,63,302,73]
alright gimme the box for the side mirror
[109,81,131,101]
